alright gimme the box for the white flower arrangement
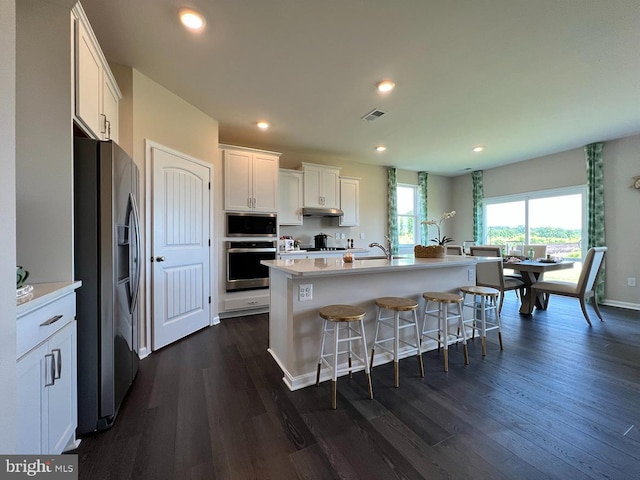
[421,211,456,246]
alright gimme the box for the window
[397,184,418,248]
[484,186,586,281]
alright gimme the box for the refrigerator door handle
[129,193,142,314]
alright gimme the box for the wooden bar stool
[316,304,373,409]
[459,286,503,356]
[421,292,469,372]
[370,297,424,387]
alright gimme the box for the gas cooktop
[306,247,347,251]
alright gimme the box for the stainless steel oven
[226,241,276,291]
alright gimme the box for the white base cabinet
[16,283,80,454]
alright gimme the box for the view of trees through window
[485,188,586,281]
[397,185,417,246]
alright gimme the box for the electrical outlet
[468,269,475,281]
[299,284,313,301]
[628,277,637,287]
[360,232,365,239]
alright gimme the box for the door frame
[143,140,218,357]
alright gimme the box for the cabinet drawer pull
[52,348,62,380]
[40,314,63,327]
[44,353,55,387]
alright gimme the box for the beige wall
[112,66,220,354]
[451,135,640,308]
[1,0,17,454]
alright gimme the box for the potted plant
[415,211,456,258]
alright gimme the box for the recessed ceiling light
[377,80,395,93]
[375,145,387,152]
[472,145,485,153]
[179,8,206,31]
[257,121,270,130]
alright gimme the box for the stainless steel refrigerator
[73,137,141,435]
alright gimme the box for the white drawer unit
[17,291,75,359]
[223,293,270,311]
[16,282,81,454]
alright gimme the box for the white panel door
[151,146,211,350]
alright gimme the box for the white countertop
[278,247,369,256]
[16,281,82,316]
[263,255,496,277]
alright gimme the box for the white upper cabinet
[302,163,341,209]
[222,145,280,212]
[72,2,121,143]
[339,176,360,227]
[278,169,303,225]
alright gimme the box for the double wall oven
[225,213,277,292]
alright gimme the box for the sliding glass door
[484,186,586,281]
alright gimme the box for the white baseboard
[267,347,424,391]
[602,299,640,311]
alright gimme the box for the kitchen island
[262,255,493,390]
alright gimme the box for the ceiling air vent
[361,108,386,121]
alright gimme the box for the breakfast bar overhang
[262,255,496,391]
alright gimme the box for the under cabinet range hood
[302,207,344,217]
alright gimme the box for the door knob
[155,256,166,262]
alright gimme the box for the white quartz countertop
[16,281,82,316]
[263,255,497,277]
[278,247,369,256]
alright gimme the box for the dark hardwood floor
[72,295,640,479]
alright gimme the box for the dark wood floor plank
[73,296,640,479]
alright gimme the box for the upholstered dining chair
[531,246,607,326]
[446,245,463,255]
[524,244,547,260]
[475,258,525,314]
[470,245,503,257]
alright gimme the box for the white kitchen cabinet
[278,169,303,225]
[222,145,280,212]
[302,163,341,209]
[339,176,360,227]
[16,283,80,454]
[72,2,121,143]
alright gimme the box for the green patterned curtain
[472,170,483,244]
[387,167,399,255]
[418,172,428,244]
[585,142,605,300]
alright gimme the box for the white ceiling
[79,0,640,176]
